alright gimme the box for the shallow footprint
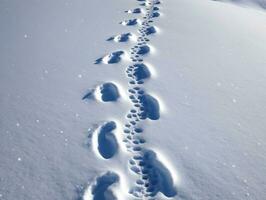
[82,89,95,100]
[95,51,124,64]
[83,171,119,200]
[97,121,118,159]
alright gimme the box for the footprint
[132,63,151,81]
[142,150,177,197]
[153,6,159,11]
[144,26,157,35]
[151,12,160,18]
[83,171,119,200]
[107,33,132,42]
[136,45,150,55]
[97,121,118,159]
[131,150,177,198]
[95,51,124,64]
[83,82,120,102]
[120,19,138,26]
[138,93,160,120]
[100,82,120,102]
[125,8,142,14]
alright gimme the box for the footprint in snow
[151,12,160,18]
[132,63,151,81]
[96,121,118,159]
[82,171,119,200]
[107,33,132,42]
[144,26,157,35]
[82,82,120,102]
[153,6,159,11]
[95,51,124,64]
[130,150,177,198]
[136,45,150,55]
[138,93,160,120]
[125,8,142,14]
[120,19,138,26]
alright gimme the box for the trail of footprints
[81,0,177,199]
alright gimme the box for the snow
[216,0,266,9]
[0,0,266,199]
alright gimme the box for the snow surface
[0,0,266,200]
[216,0,266,9]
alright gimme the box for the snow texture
[0,0,266,200]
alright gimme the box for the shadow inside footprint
[139,150,177,198]
[107,33,132,42]
[126,8,142,14]
[138,94,160,120]
[120,19,138,26]
[98,121,118,159]
[100,83,119,102]
[153,6,159,11]
[136,45,150,55]
[95,51,124,64]
[133,63,151,81]
[82,83,119,102]
[90,171,119,200]
[152,12,160,18]
[145,26,156,35]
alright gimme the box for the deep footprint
[107,33,132,42]
[136,45,150,55]
[95,51,124,64]
[133,63,151,81]
[83,171,119,200]
[138,93,160,120]
[97,121,118,159]
[145,26,157,35]
[100,82,120,102]
[151,12,160,18]
[138,150,177,198]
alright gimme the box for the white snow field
[0,0,266,199]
